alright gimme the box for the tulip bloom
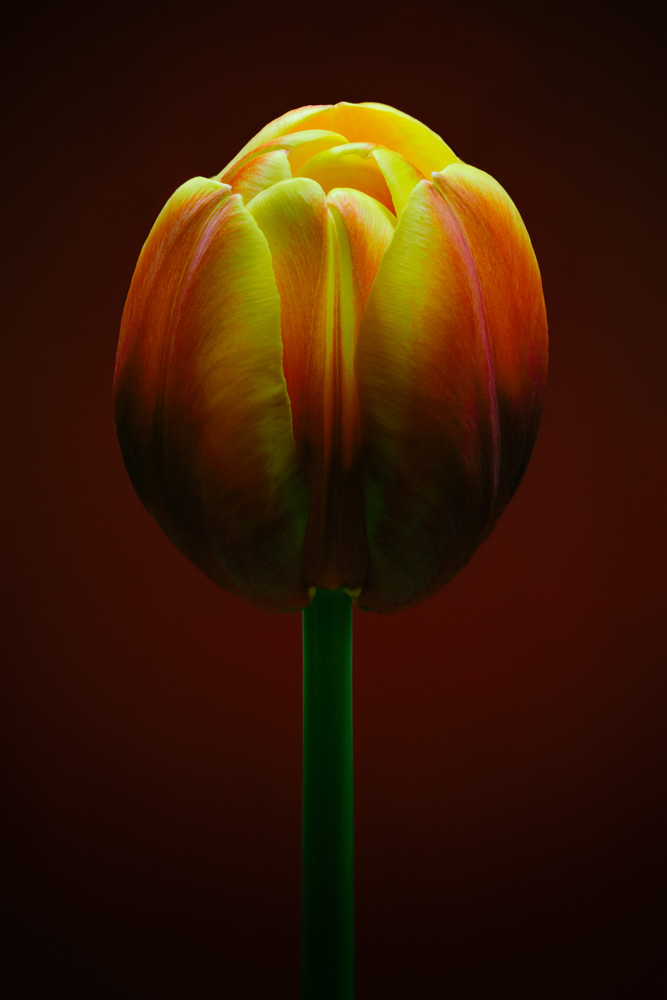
[114,102,547,613]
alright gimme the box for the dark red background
[4,2,665,995]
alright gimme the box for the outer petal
[114,181,310,612]
[355,179,501,612]
[115,176,231,498]
[248,179,394,591]
[433,164,548,520]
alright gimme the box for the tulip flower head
[114,102,547,612]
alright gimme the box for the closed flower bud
[114,102,547,613]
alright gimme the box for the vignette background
[4,1,665,995]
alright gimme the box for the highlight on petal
[432,164,548,516]
[115,185,310,611]
[355,179,501,611]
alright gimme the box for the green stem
[301,588,354,1000]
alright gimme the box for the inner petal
[326,187,396,467]
[247,177,395,590]
[219,129,349,185]
[296,144,394,213]
[370,147,424,217]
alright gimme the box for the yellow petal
[326,186,396,337]
[220,103,458,180]
[370,146,424,217]
[219,108,339,176]
[115,183,309,611]
[281,130,350,173]
[219,129,350,184]
[326,103,459,175]
[297,143,394,212]
[433,164,548,516]
[247,178,333,461]
[355,179,501,610]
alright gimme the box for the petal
[220,103,458,179]
[327,103,459,175]
[326,187,396,465]
[115,176,232,490]
[228,149,291,204]
[433,164,548,515]
[247,178,332,463]
[219,129,349,184]
[249,177,355,588]
[370,146,424,217]
[326,186,396,327]
[248,179,393,590]
[115,183,310,611]
[296,143,394,212]
[355,179,501,611]
[219,108,338,175]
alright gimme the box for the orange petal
[115,181,310,611]
[355,179,502,611]
[432,164,548,519]
[228,149,291,203]
[115,176,232,485]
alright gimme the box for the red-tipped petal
[433,164,548,520]
[114,181,310,611]
[228,149,291,204]
[355,179,502,611]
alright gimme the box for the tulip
[114,102,547,1000]
[114,101,547,615]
